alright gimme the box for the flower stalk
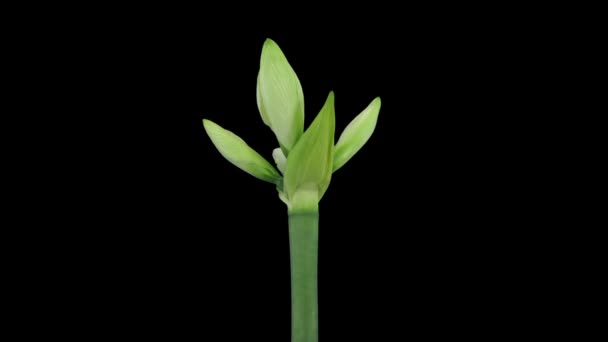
[288,211,319,342]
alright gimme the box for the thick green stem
[288,212,319,342]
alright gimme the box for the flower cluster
[203,39,381,213]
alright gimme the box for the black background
[20,7,567,340]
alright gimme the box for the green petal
[333,97,381,172]
[257,38,304,154]
[272,147,287,174]
[203,119,281,184]
[284,92,335,210]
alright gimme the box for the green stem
[288,212,319,342]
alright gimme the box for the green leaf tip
[333,96,381,172]
[284,91,335,212]
[202,119,281,184]
[257,38,304,155]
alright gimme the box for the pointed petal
[284,92,335,208]
[256,38,304,153]
[333,97,381,172]
[203,119,281,184]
